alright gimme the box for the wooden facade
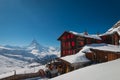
[85,48,120,63]
[46,58,90,78]
[100,32,120,45]
[58,31,120,57]
[58,31,102,57]
[46,58,74,77]
[58,32,78,57]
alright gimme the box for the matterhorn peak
[27,39,43,51]
[30,39,39,46]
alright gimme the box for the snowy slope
[0,47,38,74]
[50,59,120,80]
[0,65,45,79]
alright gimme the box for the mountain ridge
[0,40,60,74]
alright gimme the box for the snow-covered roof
[101,20,120,36]
[84,43,120,53]
[49,59,120,80]
[61,48,90,64]
[69,31,101,40]
[103,27,120,36]
[61,43,120,64]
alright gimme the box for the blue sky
[0,0,120,47]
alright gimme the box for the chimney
[96,31,100,35]
[84,29,88,35]
[84,31,88,35]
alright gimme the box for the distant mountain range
[0,40,60,74]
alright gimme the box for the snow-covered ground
[0,40,60,79]
[49,59,120,80]
[24,77,48,80]
[1,43,119,79]
[0,52,35,74]
[0,65,46,79]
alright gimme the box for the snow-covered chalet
[58,21,120,57]
[44,21,120,78]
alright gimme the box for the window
[62,50,65,56]
[102,36,106,41]
[66,50,68,55]
[67,35,70,39]
[72,41,75,47]
[79,41,84,46]
[65,42,68,46]
[70,50,72,55]
[62,42,65,47]
[67,42,70,48]
[105,56,107,59]
[63,36,66,40]
[87,39,91,44]
[73,50,75,54]
[96,40,102,43]
[114,35,118,45]
[68,50,71,55]
[71,34,74,38]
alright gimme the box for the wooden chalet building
[44,21,120,78]
[100,32,120,45]
[85,48,120,63]
[100,21,120,45]
[58,31,102,57]
[58,22,120,57]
